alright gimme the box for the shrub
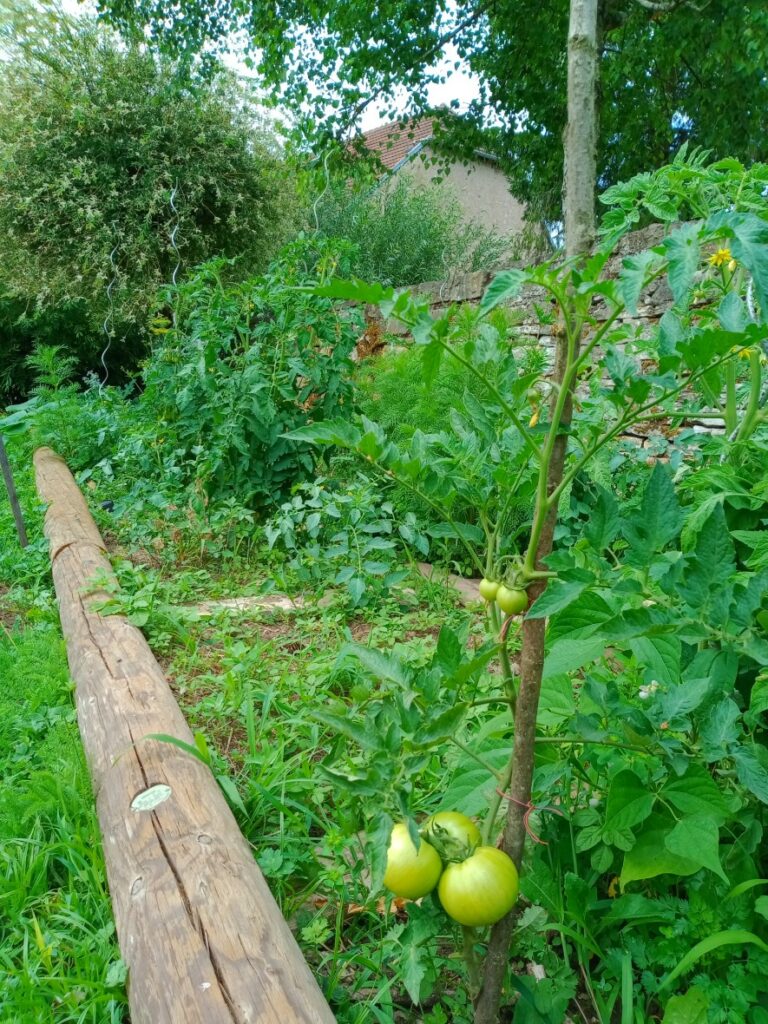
[312,176,510,286]
[0,7,298,392]
[139,243,362,510]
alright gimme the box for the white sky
[357,47,480,132]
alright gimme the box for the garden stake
[0,434,28,547]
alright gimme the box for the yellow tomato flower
[709,247,732,267]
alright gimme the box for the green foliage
[354,332,541,548]
[265,475,428,607]
[313,177,510,287]
[4,154,768,1021]
[97,0,768,222]
[283,163,768,1015]
[0,5,298,392]
[140,246,360,510]
[600,150,768,244]
[356,331,532,446]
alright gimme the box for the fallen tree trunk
[34,447,335,1024]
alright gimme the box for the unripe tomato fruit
[496,585,528,615]
[383,823,442,899]
[424,811,481,859]
[478,578,499,602]
[438,846,519,927]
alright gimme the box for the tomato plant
[478,578,499,602]
[278,155,768,1020]
[438,847,519,928]
[383,823,442,900]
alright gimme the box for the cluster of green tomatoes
[478,578,529,615]
[383,812,519,928]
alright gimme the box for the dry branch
[34,447,335,1024]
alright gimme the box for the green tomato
[423,811,481,860]
[438,846,519,927]
[496,585,528,615]
[478,578,499,602]
[383,823,442,900]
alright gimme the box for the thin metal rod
[0,434,28,547]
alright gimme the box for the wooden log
[33,447,336,1024]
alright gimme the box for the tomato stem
[462,926,482,995]
[449,737,504,782]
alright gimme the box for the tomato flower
[708,247,732,267]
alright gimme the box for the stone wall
[358,224,724,447]
[368,224,672,341]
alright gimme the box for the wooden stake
[34,447,335,1024]
[0,434,28,547]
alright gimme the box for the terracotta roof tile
[360,117,434,171]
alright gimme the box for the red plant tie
[495,789,564,845]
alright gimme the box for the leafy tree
[0,4,298,390]
[96,0,768,221]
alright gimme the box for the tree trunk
[34,446,335,1024]
[563,0,599,260]
[474,3,599,1021]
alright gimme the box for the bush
[0,8,298,394]
[138,243,362,511]
[312,176,510,286]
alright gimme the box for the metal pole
[0,434,28,547]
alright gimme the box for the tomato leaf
[709,210,768,321]
[699,698,741,760]
[442,745,511,815]
[338,644,413,687]
[620,249,661,315]
[527,571,594,619]
[583,485,621,551]
[663,222,701,307]
[623,463,681,559]
[479,269,524,315]
[678,505,736,613]
[733,746,768,804]
[542,637,605,679]
[628,635,681,685]
[413,703,468,745]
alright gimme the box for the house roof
[360,117,435,171]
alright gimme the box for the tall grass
[0,445,127,1023]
